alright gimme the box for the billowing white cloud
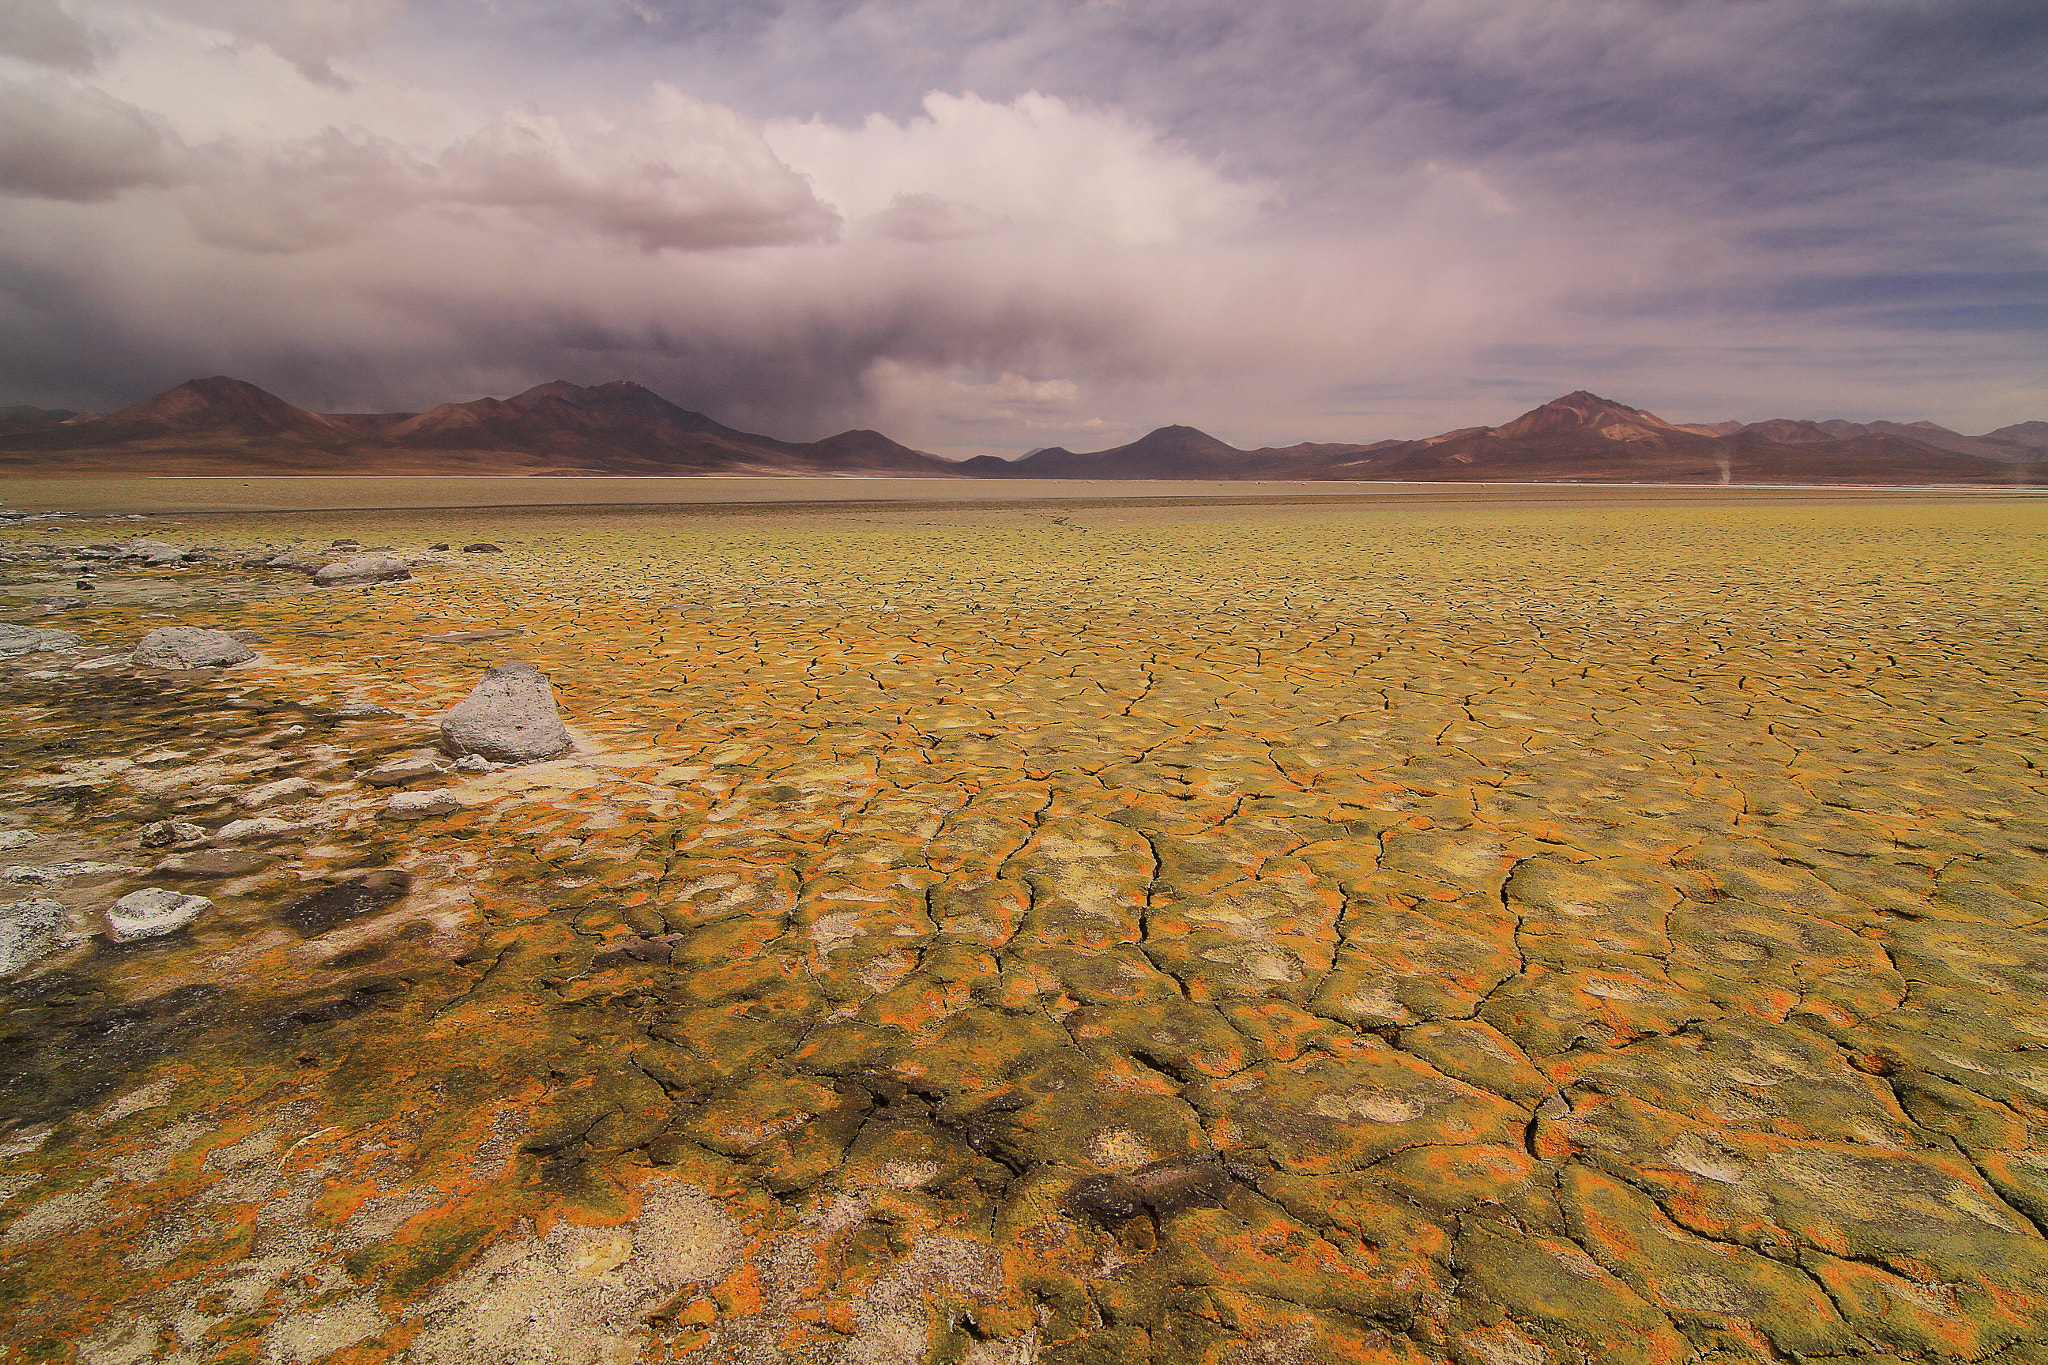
[124,0,402,83]
[0,78,184,200]
[159,82,839,255]
[866,192,1002,244]
[179,127,421,252]
[769,91,1262,247]
[441,85,838,252]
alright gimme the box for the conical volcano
[105,376,344,439]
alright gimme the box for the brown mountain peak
[1492,390,1679,440]
[107,376,338,436]
[1119,425,1240,458]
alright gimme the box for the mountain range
[0,377,955,478]
[0,378,2041,487]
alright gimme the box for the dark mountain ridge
[0,377,2039,485]
[0,377,955,477]
[987,391,2043,486]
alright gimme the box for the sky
[0,0,2042,457]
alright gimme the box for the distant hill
[1325,392,2038,485]
[961,425,1386,480]
[0,405,86,435]
[970,391,2042,487]
[0,376,2038,485]
[0,376,959,477]
[1987,420,2048,446]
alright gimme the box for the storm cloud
[0,0,2042,454]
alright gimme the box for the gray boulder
[439,660,571,762]
[138,820,205,848]
[237,776,317,809]
[152,849,274,878]
[249,548,328,573]
[0,622,83,658]
[133,626,255,669]
[121,538,187,566]
[0,898,70,974]
[106,887,210,941]
[385,790,462,818]
[313,555,411,587]
[361,754,450,787]
[6,861,136,884]
[210,816,301,844]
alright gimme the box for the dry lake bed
[0,486,2045,1364]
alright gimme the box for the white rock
[121,538,187,566]
[313,555,411,587]
[0,898,70,974]
[439,660,571,763]
[455,754,493,772]
[107,887,210,941]
[211,816,301,843]
[237,777,318,809]
[132,626,254,670]
[138,820,206,848]
[361,755,450,787]
[0,830,39,851]
[385,790,462,818]
[0,623,84,658]
[5,861,137,883]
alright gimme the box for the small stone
[210,817,300,843]
[121,538,187,566]
[0,622,85,658]
[428,542,450,551]
[139,820,206,848]
[385,790,462,818]
[329,701,398,718]
[361,755,450,787]
[253,548,327,573]
[0,898,70,974]
[132,626,255,669]
[152,849,275,878]
[271,724,306,742]
[439,660,571,762]
[0,831,38,851]
[5,861,137,884]
[461,543,502,553]
[330,538,361,547]
[237,776,319,809]
[106,887,210,941]
[76,579,94,590]
[455,754,493,773]
[312,556,411,587]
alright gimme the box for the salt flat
[0,491,2044,1364]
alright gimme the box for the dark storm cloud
[0,0,2043,445]
[0,0,103,69]
[0,79,185,200]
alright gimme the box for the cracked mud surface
[1,493,2046,1364]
